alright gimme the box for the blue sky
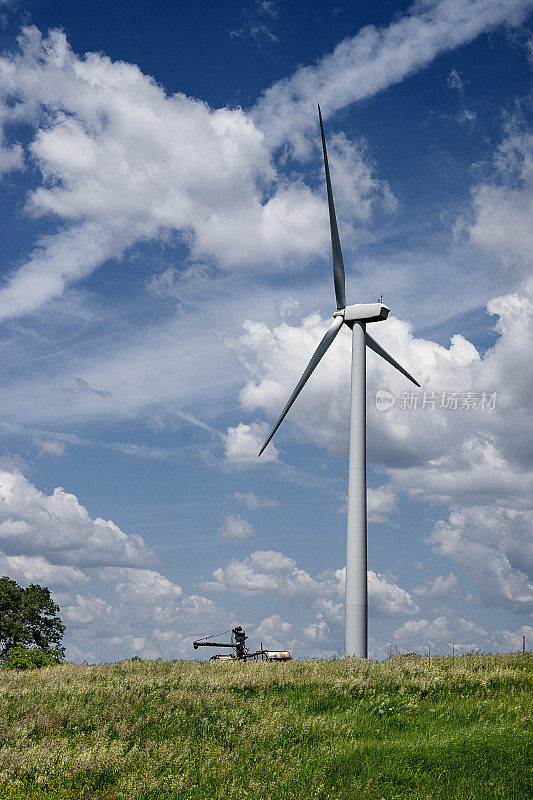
[0,0,531,661]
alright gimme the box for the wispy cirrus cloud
[252,0,533,152]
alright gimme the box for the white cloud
[0,139,23,175]
[368,570,420,616]
[230,0,281,44]
[0,469,227,662]
[201,551,287,594]
[0,27,329,320]
[526,34,533,64]
[392,615,532,655]
[104,567,183,604]
[0,222,121,323]
[447,68,465,92]
[218,514,255,542]
[274,297,300,321]
[201,548,418,616]
[234,314,351,454]
[367,484,399,523]
[458,122,533,277]
[0,0,526,320]
[231,270,533,511]
[59,579,222,662]
[456,109,476,124]
[231,310,479,457]
[224,421,278,463]
[252,614,292,650]
[326,133,397,223]
[393,613,487,652]
[489,624,532,652]
[0,554,89,589]
[232,491,278,509]
[302,617,330,644]
[414,572,459,598]
[428,506,533,610]
[338,485,399,522]
[0,469,151,567]
[252,0,530,152]
[33,437,66,457]
[61,593,113,626]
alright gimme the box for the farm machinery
[192,626,291,662]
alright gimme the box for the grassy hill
[0,653,531,799]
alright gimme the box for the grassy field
[0,653,531,799]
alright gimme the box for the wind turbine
[258,105,420,658]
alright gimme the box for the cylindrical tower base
[345,321,367,658]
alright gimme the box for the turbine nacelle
[335,303,390,324]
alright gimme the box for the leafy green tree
[0,576,65,660]
[0,645,61,670]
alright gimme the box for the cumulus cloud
[414,572,459,598]
[367,484,399,523]
[218,514,255,542]
[0,0,526,320]
[60,587,221,662]
[224,421,278,463]
[428,506,533,611]
[0,469,151,568]
[391,615,531,655]
[233,314,352,454]
[104,567,183,603]
[0,26,332,321]
[0,554,89,589]
[458,121,533,277]
[230,309,476,458]
[0,469,226,661]
[489,624,533,652]
[251,614,292,650]
[201,548,418,616]
[61,593,114,627]
[393,613,487,651]
[233,491,278,509]
[231,271,533,510]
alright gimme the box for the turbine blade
[318,104,346,311]
[258,315,344,457]
[366,332,420,387]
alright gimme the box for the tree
[0,645,60,670]
[0,576,65,660]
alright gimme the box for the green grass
[0,654,531,799]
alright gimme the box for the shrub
[0,645,63,670]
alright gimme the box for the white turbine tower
[258,105,420,658]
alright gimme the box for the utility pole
[523,635,526,655]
